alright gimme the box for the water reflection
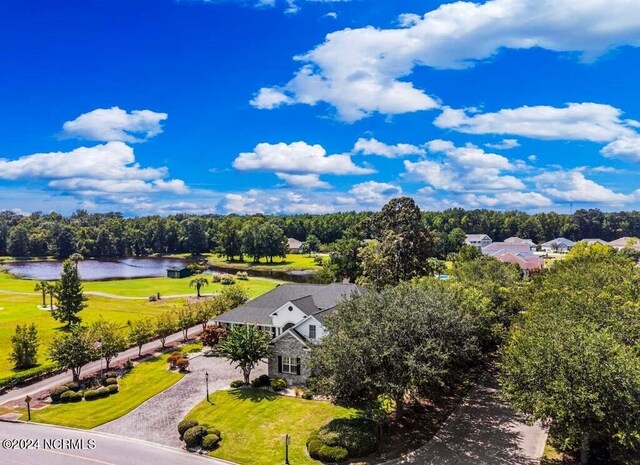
[2,258,193,281]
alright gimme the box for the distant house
[608,237,640,249]
[465,234,492,249]
[580,239,608,246]
[503,237,537,251]
[213,283,360,385]
[482,242,544,274]
[492,251,544,274]
[287,238,304,254]
[166,266,190,279]
[541,237,576,253]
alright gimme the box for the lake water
[1,258,194,281]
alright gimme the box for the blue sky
[2,0,640,215]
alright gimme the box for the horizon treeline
[1,206,639,259]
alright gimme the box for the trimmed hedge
[183,425,208,448]
[0,365,63,391]
[270,377,287,392]
[104,371,117,379]
[307,436,348,463]
[65,381,80,392]
[230,380,245,388]
[59,390,74,403]
[251,374,271,388]
[178,419,199,438]
[107,384,119,394]
[50,385,70,403]
[70,391,83,402]
[84,389,100,400]
[201,433,221,450]
[307,418,377,461]
[104,377,118,386]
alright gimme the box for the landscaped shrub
[65,381,80,392]
[69,391,83,402]
[220,274,235,285]
[312,418,377,459]
[201,433,221,450]
[104,371,117,379]
[251,374,270,388]
[211,274,221,283]
[97,387,110,397]
[236,271,249,281]
[178,419,199,438]
[307,436,348,463]
[104,377,118,386]
[270,377,287,391]
[301,390,313,400]
[168,353,181,369]
[84,389,100,400]
[176,358,190,372]
[183,425,208,448]
[59,390,74,403]
[50,385,69,402]
[230,380,244,388]
[124,360,134,371]
[206,427,221,438]
[107,384,119,394]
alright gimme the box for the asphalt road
[0,420,232,465]
[0,324,204,406]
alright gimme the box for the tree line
[4,206,640,259]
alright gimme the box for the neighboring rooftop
[287,238,303,249]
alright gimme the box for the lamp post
[24,395,31,421]
[205,371,209,402]
[285,434,290,465]
[93,340,103,380]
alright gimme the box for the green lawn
[23,353,183,428]
[184,389,360,465]
[83,275,280,298]
[209,253,325,271]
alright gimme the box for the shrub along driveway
[96,353,266,447]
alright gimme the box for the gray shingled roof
[312,306,336,324]
[213,283,359,326]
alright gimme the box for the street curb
[2,419,240,465]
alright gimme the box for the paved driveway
[96,353,267,447]
[386,371,547,465]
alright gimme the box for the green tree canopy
[218,324,272,385]
[52,259,87,327]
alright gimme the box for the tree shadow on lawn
[228,388,279,403]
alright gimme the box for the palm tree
[189,276,209,298]
[47,282,59,309]
[34,280,49,307]
[69,253,84,270]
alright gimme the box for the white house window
[309,325,317,339]
[282,356,297,374]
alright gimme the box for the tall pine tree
[52,259,86,327]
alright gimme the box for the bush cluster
[220,274,236,285]
[270,377,287,392]
[180,422,222,450]
[236,271,249,281]
[178,419,199,438]
[107,384,119,393]
[84,387,111,400]
[250,374,271,388]
[65,381,80,391]
[168,351,190,372]
[50,385,69,403]
[307,418,377,462]
[301,390,313,400]
[201,433,222,450]
[211,274,221,283]
[230,380,245,388]
[104,377,118,386]
[183,425,208,448]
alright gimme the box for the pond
[1,257,194,281]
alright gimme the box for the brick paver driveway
[96,353,267,447]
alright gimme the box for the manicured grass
[209,253,325,271]
[184,389,360,465]
[0,292,176,378]
[23,353,183,429]
[83,276,280,298]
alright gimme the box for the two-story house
[212,283,360,385]
[464,234,492,248]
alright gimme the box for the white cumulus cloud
[61,107,168,143]
[529,169,630,204]
[353,138,425,158]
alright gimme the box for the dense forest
[1,206,639,259]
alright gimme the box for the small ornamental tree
[34,280,49,307]
[220,285,249,309]
[218,324,272,385]
[9,323,39,369]
[52,259,87,327]
[129,318,155,356]
[91,319,126,370]
[189,276,209,298]
[175,302,199,340]
[155,312,178,349]
[49,326,95,382]
[200,325,228,349]
[196,296,229,330]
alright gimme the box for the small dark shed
[167,266,190,279]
